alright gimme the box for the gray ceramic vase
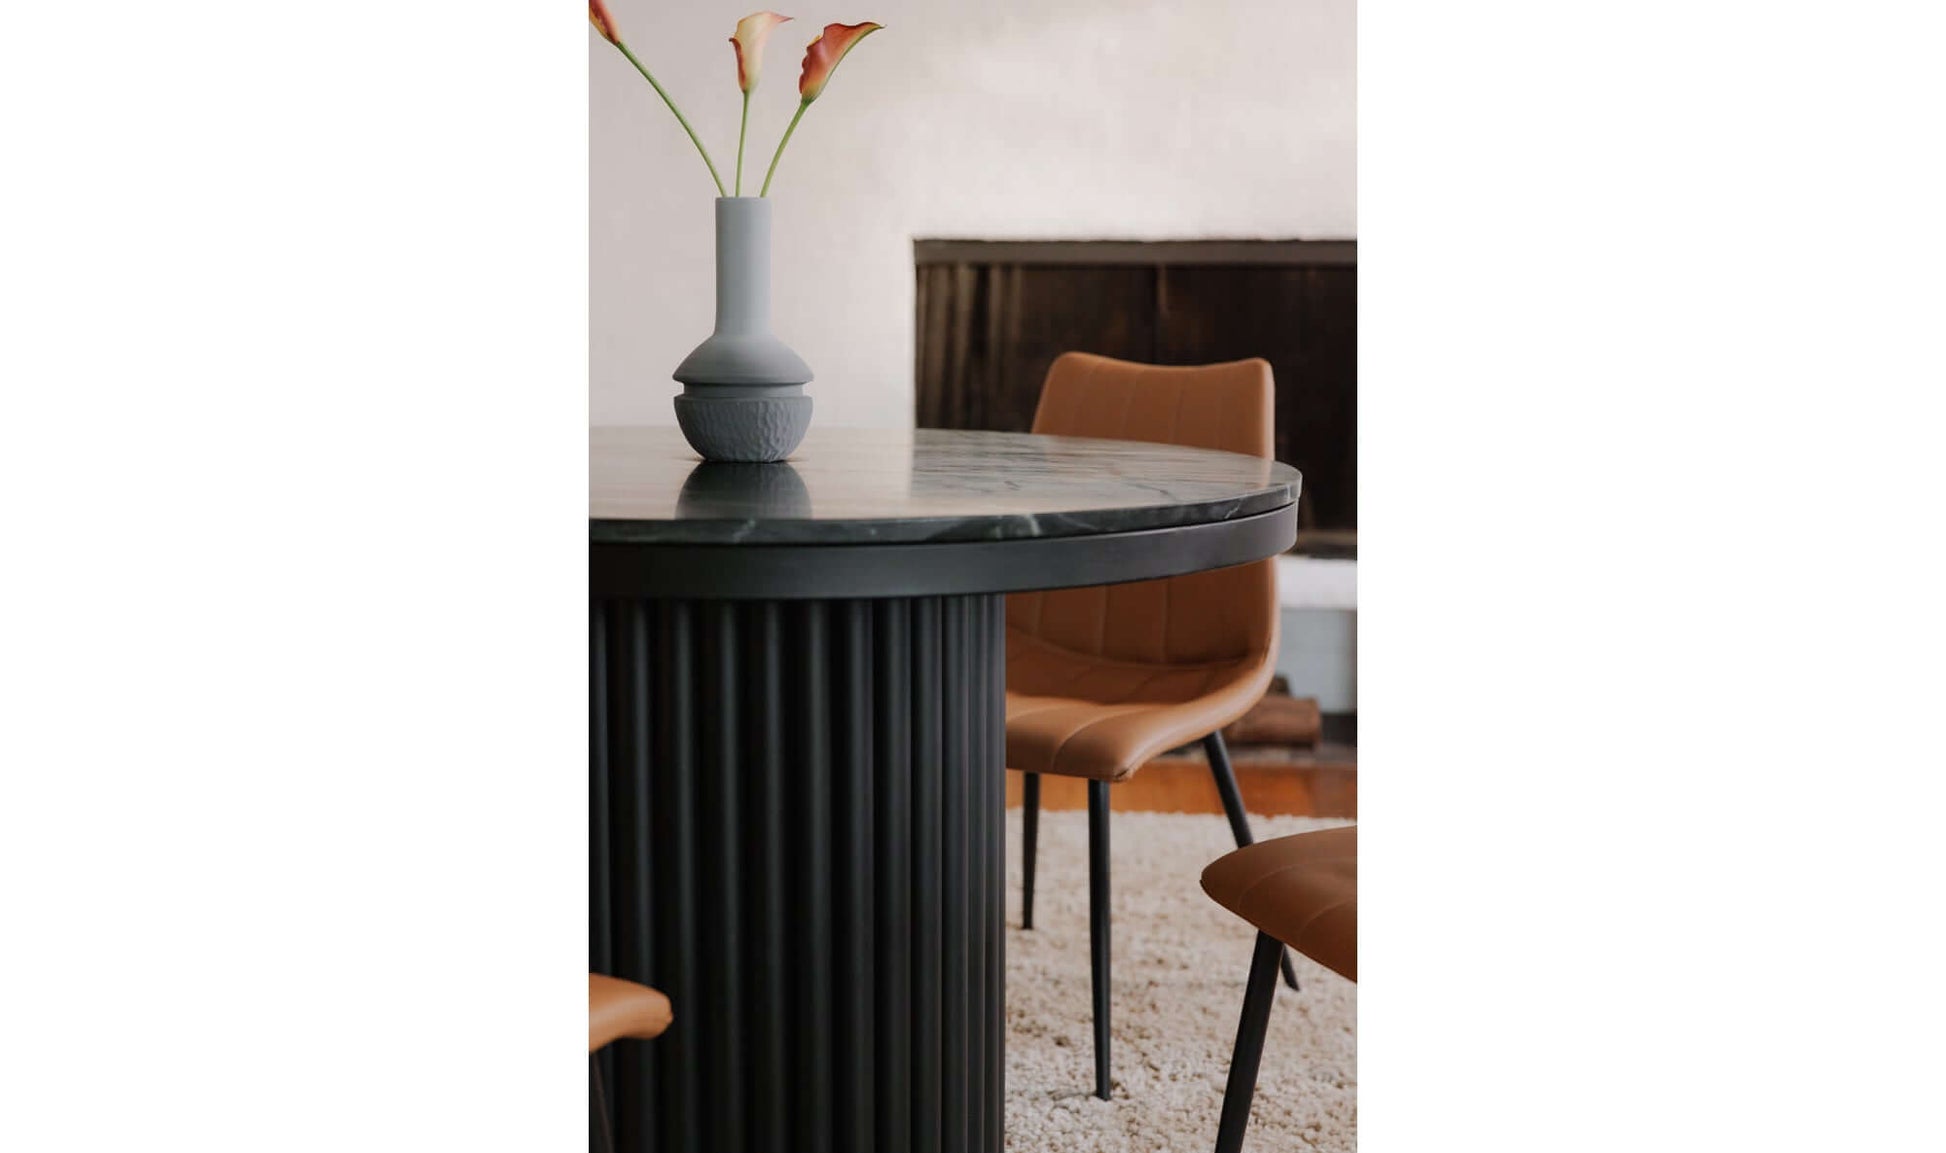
[672,197,814,462]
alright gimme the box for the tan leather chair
[1006,351,1297,1100]
[590,974,672,1153]
[1201,826,1356,1153]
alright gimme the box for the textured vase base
[673,393,813,463]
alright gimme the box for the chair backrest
[1007,352,1279,666]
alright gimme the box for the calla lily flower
[590,0,727,194]
[730,12,792,94]
[588,0,620,45]
[759,21,884,196]
[798,21,882,103]
[730,12,794,194]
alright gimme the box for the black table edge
[591,501,1298,600]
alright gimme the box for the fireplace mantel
[914,238,1356,267]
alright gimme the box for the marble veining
[591,426,1301,545]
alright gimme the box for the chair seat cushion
[1005,626,1273,781]
[1200,826,1357,983]
[589,974,673,1052]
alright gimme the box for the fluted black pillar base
[591,593,1006,1153]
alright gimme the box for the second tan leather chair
[1201,826,1357,1153]
[1006,351,1298,1100]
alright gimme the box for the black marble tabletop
[591,426,1301,545]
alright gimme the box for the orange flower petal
[730,12,793,94]
[798,21,882,103]
[588,0,620,45]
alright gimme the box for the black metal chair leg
[1203,732,1301,991]
[1022,772,1040,929]
[1213,931,1285,1153]
[591,1052,615,1153]
[1088,778,1112,1100]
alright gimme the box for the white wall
[592,0,1356,426]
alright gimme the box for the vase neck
[713,197,771,335]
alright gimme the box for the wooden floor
[1005,747,1357,819]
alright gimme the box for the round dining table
[589,425,1300,1153]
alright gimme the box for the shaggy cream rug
[1004,810,1356,1153]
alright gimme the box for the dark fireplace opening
[913,239,1356,557]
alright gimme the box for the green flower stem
[736,90,750,196]
[759,100,810,197]
[614,39,726,196]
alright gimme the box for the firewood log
[1222,690,1322,747]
